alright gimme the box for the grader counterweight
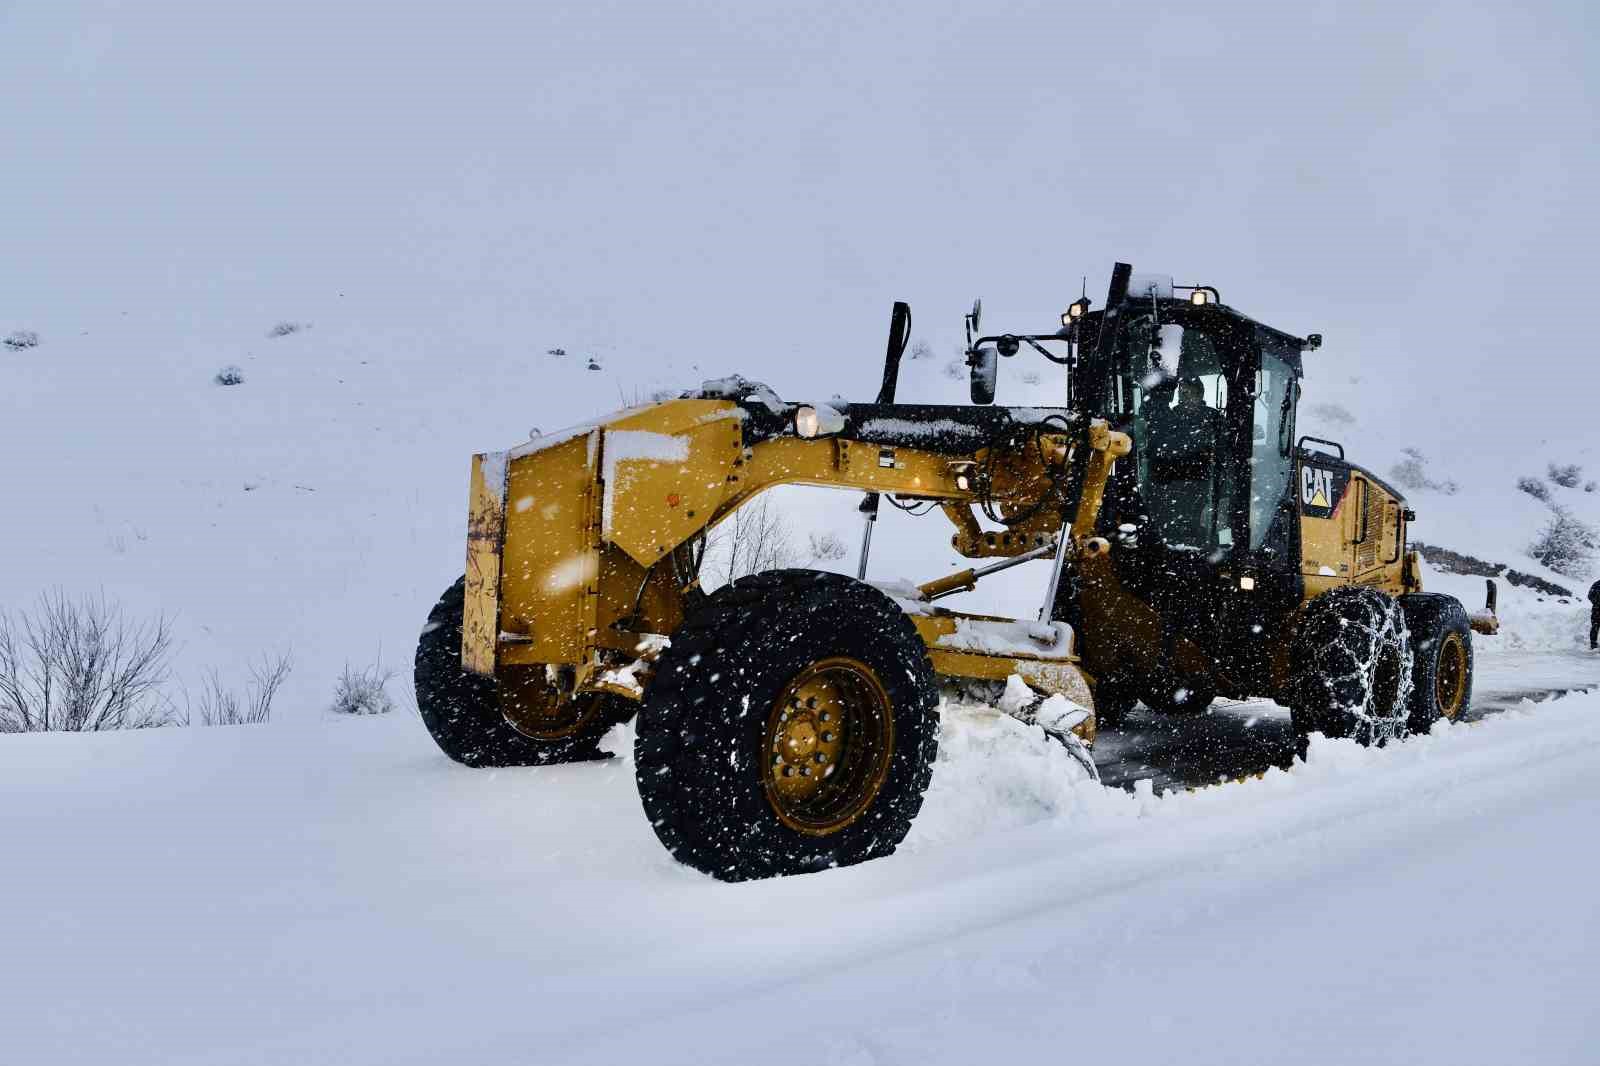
[414,263,1493,881]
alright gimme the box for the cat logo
[1303,467,1333,508]
[1299,463,1348,519]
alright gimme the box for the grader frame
[461,395,1130,733]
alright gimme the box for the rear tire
[635,570,939,881]
[414,577,630,767]
[1400,593,1474,733]
[1290,586,1413,749]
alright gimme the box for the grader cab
[414,263,1491,881]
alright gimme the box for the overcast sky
[4,1,1595,441]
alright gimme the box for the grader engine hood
[462,399,750,674]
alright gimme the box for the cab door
[1297,451,1353,599]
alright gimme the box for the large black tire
[1090,675,1139,730]
[1139,679,1215,716]
[414,577,629,767]
[1400,593,1474,733]
[1290,586,1414,748]
[635,569,939,882]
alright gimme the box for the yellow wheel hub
[762,657,893,837]
[1436,631,1467,720]
[498,665,601,741]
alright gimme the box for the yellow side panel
[1299,510,1350,585]
[600,401,745,566]
[462,454,505,676]
[499,432,600,665]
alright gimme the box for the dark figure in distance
[1589,578,1599,650]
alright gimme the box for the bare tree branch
[0,591,176,732]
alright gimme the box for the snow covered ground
[5,655,1599,1065]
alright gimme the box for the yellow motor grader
[414,263,1494,881]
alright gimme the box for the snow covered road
[1097,649,1600,791]
[4,650,1599,1065]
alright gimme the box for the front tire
[1090,675,1138,730]
[634,570,939,881]
[1140,679,1215,716]
[1290,586,1414,748]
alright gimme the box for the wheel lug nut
[783,765,795,777]
[801,766,812,776]
[806,697,817,708]
[820,711,831,722]
[814,753,826,764]
[821,732,834,743]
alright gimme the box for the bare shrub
[214,365,245,386]
[1517,475,1550,501]
[1308,401,1355,425]
[908,339,933,361]
[185,653,292,726]
[1529,506,1597,579]
[1548,462,1583,489]
[808,530,849,562]
[1587,481,1598,494]
[5,329,40,351]
[266,321,305,338]
[0,592,176,732]
[1388,448,1458,494]
[703,495,799,587]
[546,347,566,357]
[943,357,965,381]
[331,661,397,715]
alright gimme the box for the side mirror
[968,345,998,405]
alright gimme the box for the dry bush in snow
[5,329,40,351]
[808,530,849,562]
[1548,462,1584,489]
[214,365,245,386]
[331,661,398,715]
[1517,475,1550,502]
[266,321,305,338]
[0,592,176,732]
[1529,506,1597,579]
[185,653,292,726]
[909,339,933,360]
[1308,401,1355,426]
[1388,447,1458,494]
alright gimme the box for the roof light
[1190,289,1210,306]
[1061,297,1091,327]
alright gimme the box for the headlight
[794,404,844,439]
